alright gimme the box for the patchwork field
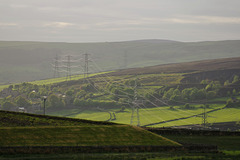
[49,102,240,129]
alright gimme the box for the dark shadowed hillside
[109,57,240,75]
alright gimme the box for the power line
[91,60,200,126]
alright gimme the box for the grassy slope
[0,125,179,147]
[30,71,111,85]
[0,71,111,91]
[0,111,180,147]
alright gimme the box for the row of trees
[1,96,32,111]
[144,77,240,105]
[1,75,239,112]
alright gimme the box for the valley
[1,56,240,129]
[0,55,240,159]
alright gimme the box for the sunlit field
[48,103,240,128]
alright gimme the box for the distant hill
[0,39,240,84]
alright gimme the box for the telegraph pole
[130,77,140,126]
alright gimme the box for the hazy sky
[1,0,240,42]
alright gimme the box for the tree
[14,84,20,90]
[232,89,237,96]
[197,89,206,99]
[124,79,141,87]
[225,98,240,108]
[163,88,174,100]
[15,96,32,108]
[28,91,37,99]
[206,91,217,99]
[73,98,84,106]
[8,85,13,90]
[81,82,95,92]
[158,87,167,97]
[232,75,239,84]
[47,94,65,108]
[211,81,221,90]
[75,90,87,99]
[169,94,181,103]
[224,80,230,86]
[181,88,193,100]
[65,89,74,97]
[120,106,126,112]
[1,101,16,111]
[183,103,194,110]
[189,88,198,100]
[118,98,128,104]
[39,88,48,96]
[200,80,209,85]
[205,81,221,91]
[123,88,134,98]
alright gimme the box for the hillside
[0,110,180,147]
[108,57,240,75]
[0,110,115,127]
[1,57,240,129]
[1,39,240,84]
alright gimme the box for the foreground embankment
[0,145,218,154]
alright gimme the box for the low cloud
[44,22,75,28]
[165,15,240,24]
[0,23,18,27]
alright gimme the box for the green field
[30,71,112,85]
[0,71,111,91]
[49,103,240,128]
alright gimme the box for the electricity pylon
[65,55,73,81]
[83,53,91,79]
[130,77,141,126]
[202,104,208,128]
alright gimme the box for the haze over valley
[1,39,240,84]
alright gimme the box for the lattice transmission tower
[83,53,91,79]
[202,105,208,128]
[130,77,141,126]
[65,55,73,81]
